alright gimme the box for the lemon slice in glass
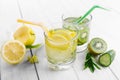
[50,29,76,40]
[1,40,26,64]
[46,29,76,50]
[46,34,69,50]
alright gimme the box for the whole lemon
[13,26,36,46]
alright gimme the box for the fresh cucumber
[98,53,111,67]
[98,50,115,67]
[108,50,116,62]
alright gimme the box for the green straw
[75,5,109,23]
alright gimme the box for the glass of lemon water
[44,27,78,70]
[62,15,92,53]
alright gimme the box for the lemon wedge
[1,40,26,64]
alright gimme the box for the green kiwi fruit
[77,26,89,45]
[63,17,90,46]
[88,37,107,55]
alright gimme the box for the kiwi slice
[78,30,88,45]
[88,38,107,55]
[77,26,89,45]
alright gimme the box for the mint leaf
[84,52,101,73]
[26,44,41,49]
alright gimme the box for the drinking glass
[62,15,92,53]
[44,26,78,70]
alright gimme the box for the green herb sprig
[84,52,101,73]
[26,44,41,49]
[26,43,41,64]
[27,55,39,64]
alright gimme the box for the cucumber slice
[98,50,115,67]
[99,53,111,67]
[88,38,107,55]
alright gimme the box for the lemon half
[1,40,26,64]
[13,26,36,46]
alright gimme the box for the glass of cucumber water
[44,26,78,70]
[62,15,92,53]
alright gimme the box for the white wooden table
[0,0,120,80]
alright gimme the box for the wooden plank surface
[0,0,38,80]
[17,0,120,80]
[17,0,79,80]
[90,9,120,80]
[0,0,120,80]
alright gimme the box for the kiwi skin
[88,38,107,56]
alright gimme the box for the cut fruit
[88,38,107,55]
[1,40,26,64]
[13,26,36,46]
[46,34,69,50]
[63,17,90,46]
[50,29,76,40]
[46,29,76,50]
[45,29,77,64]
[98,49,115,67]
[78,27,89,45]
[98,53,111,67]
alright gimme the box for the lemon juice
[45,29,78,70]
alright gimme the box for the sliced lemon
[13,26,36,46]
[46,34,69,50]
[1,40,26,64]
[50,34,68,42]
[50,29,76,40]
[46,29,76,50]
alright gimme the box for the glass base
[76,42,88,53]
[48,58,75,71]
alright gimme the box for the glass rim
[62,14,92,25]
[44,28,79,43]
